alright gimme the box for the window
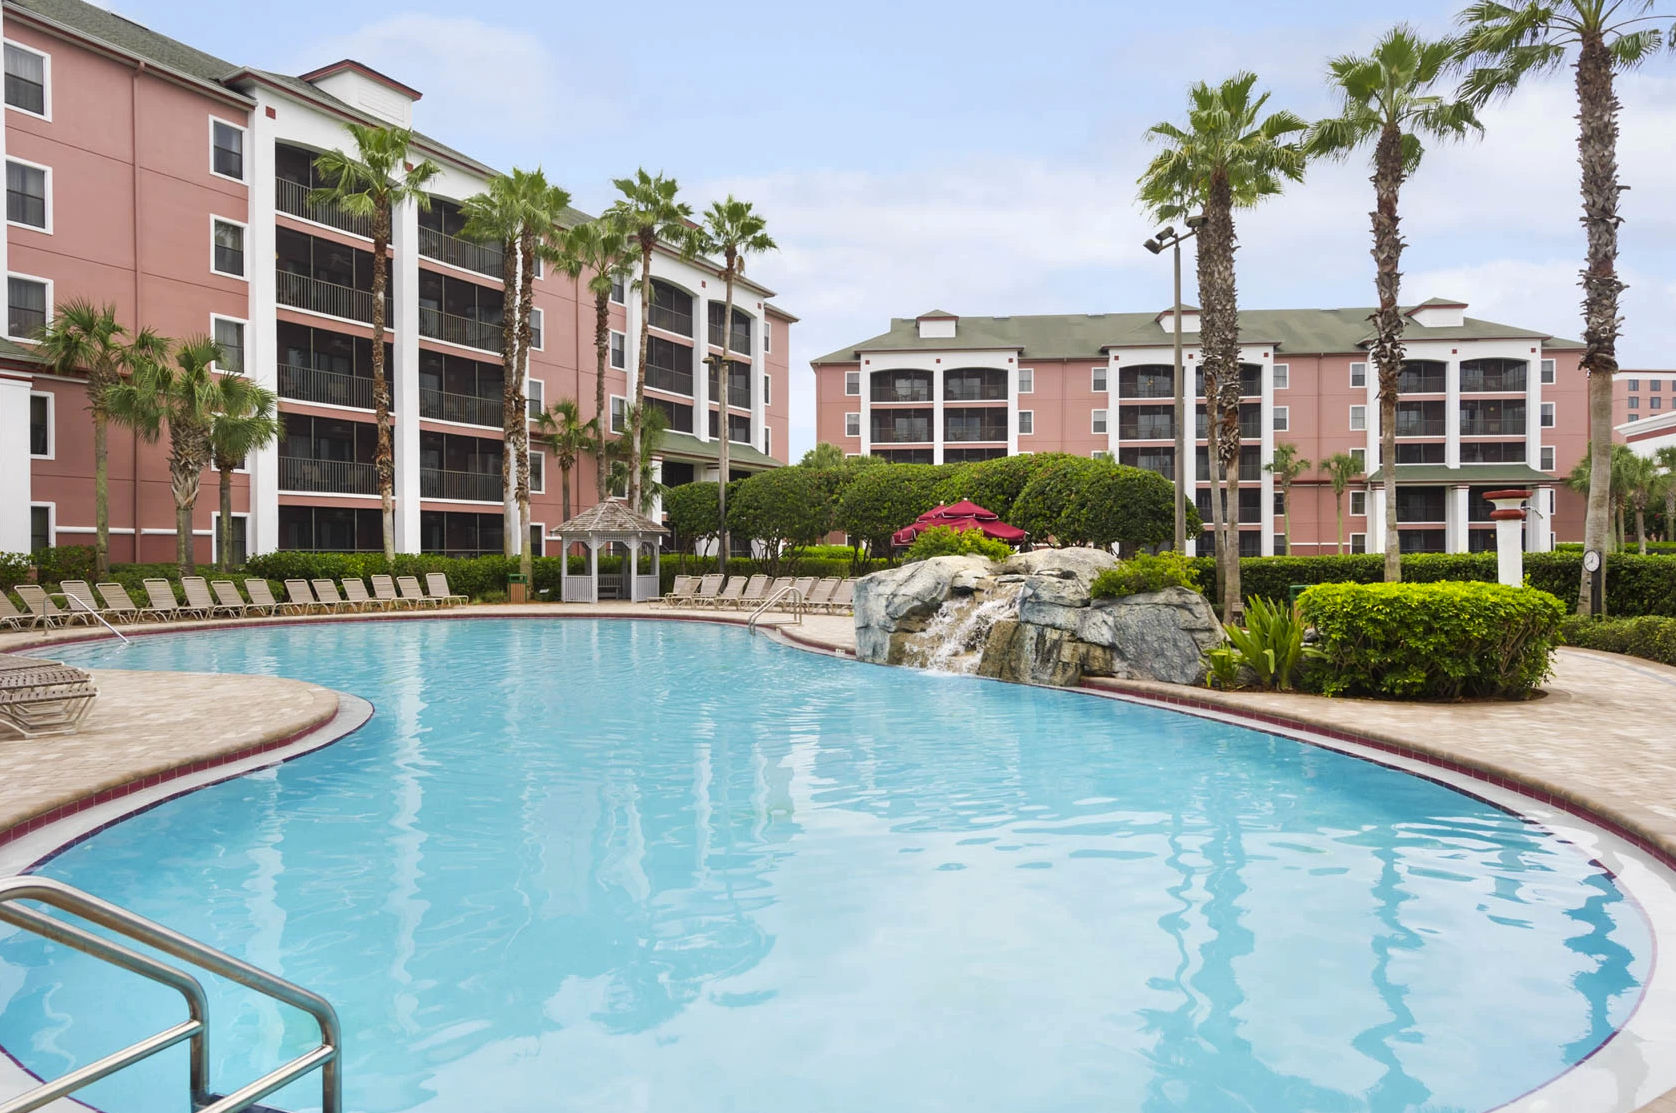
[1091,409,1107,435]
[29,391,51,457]
[610,395,627,434]
[764,320,772,353]
[1349,404,1367,431]
[7,274,47,339]
[528,307,543,350]
[4,42,47,118]
[609,275,625,304]
[1273,406,1289,432]
[211,119,244,181]
[1092,450,1109,459]
[1628,378,1640,391]
[1540,401,1555,428]
[1540,358,1556,385]
[212,218,245,277]
[764,427,772,457]
[529,522,544,557]
[844,412,860,437]
[1541,445,1556,471]
[1629,395,1641,410]
[213,513,248,566]
[844,370,860,396]
[6,159,47,230]
[1349,446,1367,472]
[30,504,51,553]
[1273,491,1285,516]
[1019,410,1034,436]
[1654,397,1664,411]
[1350,491,1366,517]
[610,330,626,370]
[1018,368,1034,394]
[529,450,545,494]
[1350,361,1367,388]
[1274,534,1287,555]
[526,376,544,419]
[1092,367,1108,392]
[1350,532,1367,554]
[763,374,771,406]
[211,316,245,373]
[1273,363,1289,390]
[1655,381,1664,392]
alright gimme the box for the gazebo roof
[550,501,666,539]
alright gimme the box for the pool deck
[3,604,1676,1111]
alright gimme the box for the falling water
[910,586,1023,674]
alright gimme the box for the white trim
[609,275,626,305]
[276,489,383,501]
[843,411,860,438]
[1349,530,1368,554]
[528,306,544,352]
[5,155,52,234]
[844,370,860,396]
[28,389,52,459]
[1273,405,1289,432]
[1017,367,1034,394]
[2,38,51,122]
[1349,446,1367,471]
[28,500,53,551]
[763,426,771,459]
[524,373,544,419]
[762,373,771,407]
[1091,408,1107,435]
[1540,401,1556,429]
[528,448,546,494]
[1349,490,1367,517]
[608,393,628,435]
[210,214,249,280]
[5,270,51,343]
[1018,409,1034,436]
[416,415,500,433]
[1350,361,1367,389]
[1349,404,1367,432]
[53,525,136,535]
[1273,362,1290,390]
[210,510,250,565]
[209,313,248,375]
[1540,358,1557,385]
[1091,366,1108,393]
[208,116,247,184]
[609,329,626,370]
[763,319,772,353]
[1541,445,1557,471]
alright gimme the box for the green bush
[1011,457,1193,548]
[0,552,29,591]
[245,552,518,601]
[835,463,954,559]
[904,526,1012,563]
[1299,581,1565,700]
[33,544,98,584]
[1090,551,1202,599]
[726,467,833,576]
[1560,614,1676,667]
[935,453,1075,524]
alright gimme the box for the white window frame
[1091,449,1109,460]
[5,155,51,234]
[1349,531,1367,554]
[1273,362,1289,390]
[28,388,53,459]
[525,374,544,419]
[844,370,860,396]
[1091,366,1108,393]
[1091,408,1107,435]
[527,307,544,351]
[764,426,772,457]
[609,329,626,370]
[1541,445,1556,472]
[1018,368,1034,394]
[532,255,543,280]
[528,449,546,494]
[1540,401,1555,428]
[209,313,247,374]
[1540,358,1556,385]
[762,373,771,407]
[210,215,248,280]
[3,39,51,122]
[1273,405,1289,432]
[1349,404,1367,432]
[208,116,246,184]
[1018,410,1034,436]
[763,320,772,353]
[1349,446,1367,471]
[29,500,54,553]
[6,270,51,343]
[609,393,628,435]
[609,275,626,305]
[211,510,249,566]
[1350,361,1367,388]
[1350,490,1367,517]
[844,412,860,437]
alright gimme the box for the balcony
[277,270,390,326]
[279,456,378,495]
[418,225,503,279]
[421,467,501,503]
[1395,419,1446,437]
[1459,417,1527,436]
[420,388,501,428]
[420,306,501,353]
[275,177,373,238]
[278,364,380,411]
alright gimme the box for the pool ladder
[746,586,805,634]
[0,875,342,1113]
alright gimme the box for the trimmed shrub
[904,527,1012,563]
[1011,458,1192,548]
[1090,551,1202,599]
[33,544,98,584]
[1299,581,1565,700]
[934,453,1075,524]
[245,552,517,600]
[835,463,954,560]
[1560,614,1676,667]
[726,467,832,575]
[0,552,30,591]
[663,482,720,553]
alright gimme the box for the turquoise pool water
[0,619,1650,1113]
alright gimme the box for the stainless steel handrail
[52,592,128,644]
[0,875,341,1113]
[746,586,804,634]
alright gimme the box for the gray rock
[1077,587,1224,686]
[854,556,995,663]
[997,547,1118,581]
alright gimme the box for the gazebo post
[559,534,568,603]
[652,538,660,600]
[589,540,599,604]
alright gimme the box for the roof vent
[1407,298,1467,329]
[298,60,422,127]
[916,309,958,340]
[1158,307,1201,334]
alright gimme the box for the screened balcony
[1118,365,1174,399]
[418,197,503,278]
[943,368,1006,402]
[1119,405,1174,440]
[870,409,932,444]
[1460,358,1528,393]
[1194,363,1262,399]
[1459,399,1526,436]
[1195,402,1261,440]
[1396,400,1445,437]
[419,271,503,353]
[275,143,382,238]
[650,279,694,336]
[420,431,502,503]
[279,413,380,495]
[1398,359,1447,394]
[707,359,752,406]
[871,369,933,403]
[277,323,390,410]
[944,408,1007,442]
[1197,445,1261,482]
[1119,445,1175,480]
[706,301,752,355]
[276,228,389,325]
[419,351,503,428]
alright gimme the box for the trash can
[1288,583,1309,609]
[507,573,528,604]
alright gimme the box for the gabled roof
[297,59,423,101]
[1409,296,1469,311]
[658,432,781,470]
[0,336,47,367]
[916,309,958,319]
[6,0,248,102]
[551,501,664,537]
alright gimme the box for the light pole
[1144,217,1203,553]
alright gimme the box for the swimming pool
[0,619,1657,1113]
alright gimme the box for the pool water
[0,620,1651,1113]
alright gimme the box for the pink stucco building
[0,0,793,563]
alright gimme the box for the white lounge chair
[16,584,86,628]
[396,575,437,609]
[210,580,258,617]
[425,573,468,607]
[141,579,184,622]
[243,579,284,616]
[95,583,144,623]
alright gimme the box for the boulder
[997,547,1118,582]
[854,555,995,663]
[1077,587,1224,686]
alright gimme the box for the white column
[391,194,421,553]
[588,539,599,603]
[1006,364,1019,455]
[932,366,944,465]
[1259,355,1275,556]
[1526,352,1542,474]
[859,368,871,456]
[0,376,31,552]
[750,308,766,454]
[1181,355,1197,556]
[1445,357,1462,468]
[693,291,710,443]
[1369,485,1388,555]
[1450,484,1471,553]
[246,95,280,554]
[1530,486,1553,552]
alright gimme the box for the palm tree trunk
[1336,491,1345,555]
[1575,27,1626,613]
[717,267,737,571]
[1665,486,1674,543]
[516,229,537,581]
[372,207,396,562]
[594,291,610,499]
[218,464,234,571]
[93,406,110,576]
[501,234,521,558]
[170,463,198,574]
[1636,504,1646,555]
[1202,171,1241,621]
[1279,482,1289,554]
[630,239,654,508]
[561,464,572,524]
[1370,121,1406,582]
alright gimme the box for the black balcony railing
[421,467,501,502]
[419,306,501,352]
[418,226,504,278]
[1396,419,1446,437]
[1459,417,1527,436]
[419,388,500,428]
[275,177,374,238]
[277,364,379,410]
[278,456,378,495]
[277,270,389,325]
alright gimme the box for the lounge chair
[0,656,99,737]
[764,578,793,605]
[396,575,437,609]
[826,579,855,615]
[425,573,468,607]
[727,574,771,611]
[0,593,34,631]
[659,575,696,607]
[210,580,257,617]
[141,579,184,622]
[282,579,321,615]
[370,574,412,610]
[687,574,725,608]
[311,579,356,613]
[784,577,817,609]
[180,576,227,618]
[95,583,143,623]
[707,577,747,610]
[806,577,840,612]
[341,577,385,612]
[243,579,284,617]
[59,581,112,623]
[17,584,86,628]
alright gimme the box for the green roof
[0,336,47,366]
[1363,463,1554,485]
[9,0,241,88]
[658,433,781,470]
[813,305,1584,365]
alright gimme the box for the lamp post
[1144,217,1203,553]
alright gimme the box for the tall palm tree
[1139,72,1308,619]
[607,170,694,509]
[1655,445,1676,540]
[104,337,232,573]
[1458,2,1673,607]
[1308,27,1482,582]
[537,398,597,525]
[556,219,636,498]
[34,300,171,577]
[690,197,777,567]
[1323,451,1363,555]
[310,123,441,561]
[1619,451,1661,554]
[1264,442,1311,554]
[602,402,671,513]
[208,373,279,570]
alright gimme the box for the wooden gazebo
[549,502,665,603]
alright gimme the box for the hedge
[1299,581,1565,700]
[1560,615,1676,668]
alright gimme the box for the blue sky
[124,0,1676,456]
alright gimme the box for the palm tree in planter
[537,398,598,525]
[607,170,695,508]
[1139,72,1309,619]
[1322,451,1363,555]
[35,300,171,577]
[1458,1,1675,607]
[1308,26,1481,582]
[310,124,441,561]
[208,373,279,570]
[690,197,777,569]
[1264,442,1311,554]
[556,219,636,498]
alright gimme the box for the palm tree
[556,219,635,498]
[104,337,234,573]
[1458,2,1674,608]
[537,398,597,525]
[1264,442,1311,554]
[208,373,279,570]
[34,300,171,577]
[310,123,441,561]
[1566,441,1639,550]
[1139,72,1308,619]
[1655,445,1676,540]
[602,402,671,513]
[1322,452,1363,555]
[1620,451,1661,554]
[607,170,694,509]
[690,197,777,568]
[1307,26,1482,582]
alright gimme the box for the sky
[120,0,1676,458]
